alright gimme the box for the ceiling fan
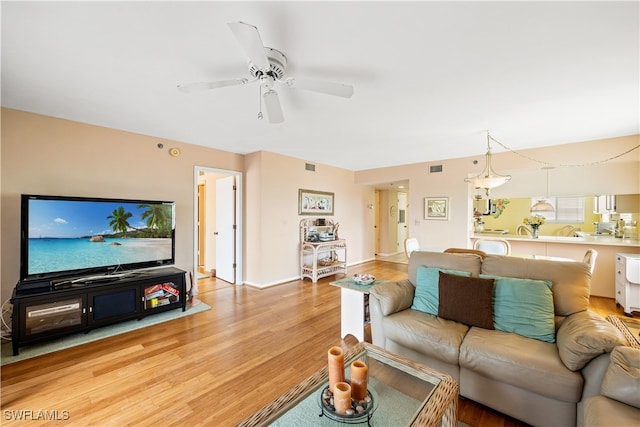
[178,21,354,123]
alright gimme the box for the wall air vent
[305,163,316,172]
[429,164,443,173]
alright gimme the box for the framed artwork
[424,197,449,220]
[299,189,334,215]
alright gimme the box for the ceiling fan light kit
[249,47,287,80]
[178,21,354,124]
[263,90,284,123]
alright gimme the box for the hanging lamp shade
[530,199,555,213]
[464,132,511,194]
[530,167,555,213]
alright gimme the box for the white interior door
[215,175,236,283]
[397,192,408,253]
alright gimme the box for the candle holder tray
[317,382,378,426]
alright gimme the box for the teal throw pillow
[411,266,471,315]
[481,274,556,343]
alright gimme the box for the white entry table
[330,277,390,342]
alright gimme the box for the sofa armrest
[578,352,612,427]
[601,346,640,408]
[580,346,640,427]
[369,279,415,347]
[557,310,626,371]
[369,279,415,316]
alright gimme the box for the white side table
[330,278,389,342]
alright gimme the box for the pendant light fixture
[530,167,555,213]
[464,132,511,196]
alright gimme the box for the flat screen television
[20,194,176,283]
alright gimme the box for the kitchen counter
[472,233,640,248]
[470,233,640,298]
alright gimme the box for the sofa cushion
[583,395,640,427]
[408,251,483,284]
[556,310,626,371]
[438,272,494,329]
[459,327,583,402]
[481,274,555,343]
[601,346,640,408]
[411,266,471,316]
[382,309,469,365]
[481,255,590,316]
[369,279,415,316]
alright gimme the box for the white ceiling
[2,1,638,171]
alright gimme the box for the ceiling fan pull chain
[257,85,263,120]
[255,69,264,120]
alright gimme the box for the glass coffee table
[238,342,458,427]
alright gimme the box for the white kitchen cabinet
[594,195,616,214]
[615,253,640,316]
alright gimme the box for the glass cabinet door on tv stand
[300,218,347,283]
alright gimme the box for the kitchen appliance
[594,221,617,235]
[319,232,335,241]
[622,222,638,240]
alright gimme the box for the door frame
[193,166,243,286]
[197,184,206,268]
[397,191,408,254]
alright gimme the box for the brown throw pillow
[438,271,495,329]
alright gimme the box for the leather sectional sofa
[369,251,627,426]
[583,345,640,426]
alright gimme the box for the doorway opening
[193,167,243,291]
[374,183,410,264]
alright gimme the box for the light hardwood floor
[1,260,627,426]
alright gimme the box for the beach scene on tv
[28,199,174,275]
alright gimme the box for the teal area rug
[1,302,211,366]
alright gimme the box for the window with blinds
[530,197,584,223]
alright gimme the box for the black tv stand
[10,267,186,356]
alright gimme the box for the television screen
[20,194,175,282]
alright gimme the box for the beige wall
[356,135,640,251]
[2,107,638,300]
[1,108,375,299]
[1,108,244,301]
[243,151,374,287]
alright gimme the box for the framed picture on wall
[299,189,334,215]
[424,197,449,220]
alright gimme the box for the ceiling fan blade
[285,77,354,98]
[228,21,270,72]
[263,90,284,123]
[177,78,249,93]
